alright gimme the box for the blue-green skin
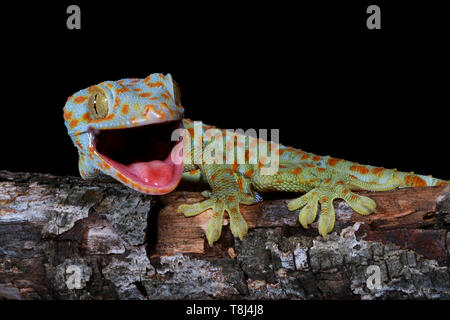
[64,73,449,245]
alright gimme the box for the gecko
[63,73,449,245]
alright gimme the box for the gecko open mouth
[91,120,184,194]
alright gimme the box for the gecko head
[63,73,185,195]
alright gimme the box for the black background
[1,0,449,312]
[2,1,449,180]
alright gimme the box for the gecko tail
[394,171,449,188]
[328,159,449,189]
[354,169,449,189]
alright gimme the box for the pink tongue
[126,160,173,186]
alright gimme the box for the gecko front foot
[178,193,248,246]
[287,182,376,237]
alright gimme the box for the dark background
[2,1,448,180]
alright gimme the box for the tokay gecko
[63,73,449,245]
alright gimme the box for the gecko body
[63,73,448,245]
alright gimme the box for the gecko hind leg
[287,180,377,237]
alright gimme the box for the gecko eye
[88,87,109,119]
[172,79,181,105]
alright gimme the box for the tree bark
[0,170,449,300]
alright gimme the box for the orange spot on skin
[63,110,73,121]
[73,96,88,104]
[342,189,349,195]
[143,104,154,118]
[351,195,358,201]
[324,178,332,184]
[187,127,195,138]
[321,196,328,203]
[82,112,91,122]
[210,172,219,182]
[305,163,315,168]
[69,119,79,129]
[312,156,321,162]
[301,155,310,160]
[90,114,115,123]
[230,207,238,214]
[189,169,199,176]
[116,87,130,94]
[133,88,142,92]
[146,81,164,88]
[371,167,385,176]
[245,169,254,177]
[259,156,267,165]
[121,104,130,115]
[328,158,342,166]
[404,175,427,187]
[143,104,165,119]
[232,164,238,172]
[130,117,139,125]
[350,164,369,175]
[76,141,83,150]
[154,109,166,119]
[113,97,121,109]
[227,196,235,202]
[237,178,244,191]
[117,172,129,184]
[290,167,303,175]
[103,162,111,169]
[317,167,326,173]
[139,92,152,98]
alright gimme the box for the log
[0,170,449,300]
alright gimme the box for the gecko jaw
[90,120,184,194]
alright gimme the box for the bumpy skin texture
[64,73,449,245]
[64,74,184,194]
